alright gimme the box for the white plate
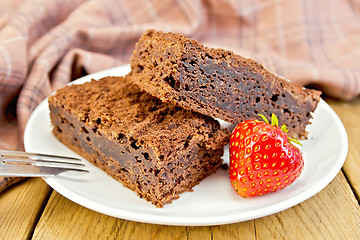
[24,65,348,226]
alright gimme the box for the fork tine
[2,158,85,166]
[1,152,85,166]
[0,150,88,177]
[0,150,81,161]
[0,164,88,177]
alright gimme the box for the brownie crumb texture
[127,29,321,139]
[49,76,230,207]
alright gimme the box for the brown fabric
[0,0,360,193]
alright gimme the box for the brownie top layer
[130,29,321,101]
[127,29,321,139]
[48,76,230,161]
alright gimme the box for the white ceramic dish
[24,65,348,226]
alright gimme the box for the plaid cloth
[0,0,359,192]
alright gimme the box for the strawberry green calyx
[289,137,302,146]
[258,114,302,146]
[258,114,269,124]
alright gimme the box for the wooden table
[1,97,360,240]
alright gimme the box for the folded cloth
[0,0,359,193]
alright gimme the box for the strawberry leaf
[271,114,279,127]
[281,124,288,133]
[258,114,269,124]
[289,138,303,146]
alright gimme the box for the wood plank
[254,171,360,240]
[113,221,189,240]
[186,226,212,239]
[0,178,51,240]
[33,190,254,240]
[33,171,360,240]
[211,220,255,240]
[32,191,123,239]
[32,191,192,240]
[33,174,360,240]
[326,97,360,199]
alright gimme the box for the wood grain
[211,221,255,240]
[255,172,360,240]
[32,191,192,240]
[31,171,360,239]
[0,178,51,240]
[327,97,360,199]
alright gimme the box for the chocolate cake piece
[127,30,322,139]
[48,76,230,208]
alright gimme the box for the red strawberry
[229,114,304,197]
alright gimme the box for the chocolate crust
[48,76,230,207]
[127,29,322,139]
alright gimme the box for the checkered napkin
[0,0,359,193]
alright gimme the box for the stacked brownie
[127,30,321,139]
[49,76,230,207]
[49,30,321,207]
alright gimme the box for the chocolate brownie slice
[127,30,321,139]
[48,76,230,208]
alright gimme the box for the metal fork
[0,150,89,177]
